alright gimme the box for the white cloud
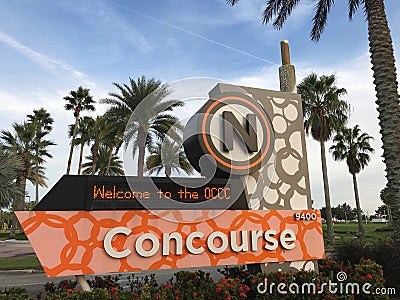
[0,31,92,83]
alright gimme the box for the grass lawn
[0,256,42,270]
[322,222,393,244]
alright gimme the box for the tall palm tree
[27,108,55,203]
[330,125,374,238]
[297,73,350,243]
[68,116,95,175]
[64,86,95,174]
[146,139,194,177]
[0,145,23,208]
[1,122,36,236]
[227,0,400,242]
[82,145,124,176]
[101,76,183,177]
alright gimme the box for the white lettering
[230,230,248,252]
[104,227,131,258]
[135,233,159,257]
[280,229,296,250]
[162,232,183,255]
[207,231,228,254]
[186,232,204,254]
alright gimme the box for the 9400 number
[294,212,317,221]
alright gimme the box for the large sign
[17,82,324,277]
[16,209,324,277]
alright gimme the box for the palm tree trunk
[78,143,84,175]
[320,140,334,243]
[352,173,365,238]
[11,173,27,237]
[105,147,114,175]
[91,143,98,175]
[365,0,400,242]
[35,161,39,203]
[66,115,79,175]
[137,127,146,177]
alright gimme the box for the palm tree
[0,146,23,208]
[330,125,374,238]
[297,73,350,243]
[227,0,400,243]
[101,76,183,177]
[64,86,95,174]
[68,116,95,174]
[1,122,36,236]
[146,139,194,177]
[27,108,55,203]
[82,145,124,176]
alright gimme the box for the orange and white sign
[16,210,324,277]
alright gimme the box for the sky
[0,0,399,215]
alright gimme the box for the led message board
[33,176,247,211]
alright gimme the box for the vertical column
[279,40,297,93]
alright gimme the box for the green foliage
[0,287,34,300]
[146,139,194,176]
[298,73,349,143]
[101,75,184,176]
[335,237,400,289]
[43,288,119,300]
[0,146,23,207]
[38,260,392,300]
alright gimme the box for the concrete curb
[0,269,44,274]
[0,239,30,244]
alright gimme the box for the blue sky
[0,0,399,215]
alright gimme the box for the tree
[101,76,183,176]
[0,145,23,208]
[227,0,400,242]
[330,125,374,238]
[88,116,109,174]
[27,108,55,203]
[82,145,124,176]
[1,122,36,236]
[380,187,394,222]
[68,116,95,175]
[64,86,95,174]
[146,139,194,177]
[375,205,389,218]
[297,73,350,243]
[336,203,356,222]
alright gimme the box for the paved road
[0,240,36,258]
[0,240,224,296]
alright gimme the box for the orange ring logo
[201,95,272,171]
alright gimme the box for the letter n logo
[222,111,258,152]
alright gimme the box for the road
[0,240,224,296]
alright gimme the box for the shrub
[0,287,35,300]
[43,288,119,300]
[87,275,122,291]
[334,237,400,288]
[375,226,393,232]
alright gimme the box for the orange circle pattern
[16,210,324,277]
